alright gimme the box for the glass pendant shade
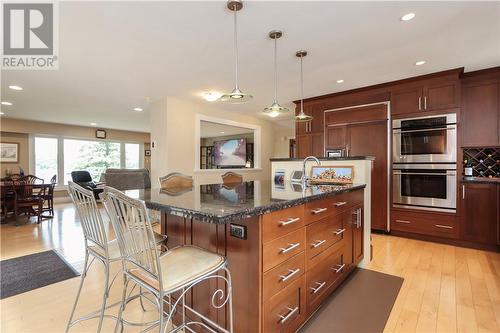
[295,109,313,122]
[221,0,252,104]
[263,30,289,116]
[294,50,313,122]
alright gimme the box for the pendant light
[220,0,252,103]
[263,30,289,118]
[294,50,313,122]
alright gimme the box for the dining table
[0,181,53,225]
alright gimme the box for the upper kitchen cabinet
[390,69,462,117]
[391,86,423,116]
[296,133,324,158]
[461,69,500,147]
[295,103,325,135]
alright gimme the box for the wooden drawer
[263,276,306,333]
[327,245,347,286]
[391,209,457,239]
[263,228,306,272]
[263,252,305,301]
[306,214,345,260]
[327,190,364,216]
[304,198,332,224]
[306,255,332,314]
[262,205,304,244]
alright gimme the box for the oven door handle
[393,171,456,176]
[393,126,456,134]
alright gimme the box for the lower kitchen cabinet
[460,182,499,246]
[391,208,457,239]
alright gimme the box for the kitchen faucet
[302,156,321,186]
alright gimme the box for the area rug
[300,268,403,333]
[0,250,79,299]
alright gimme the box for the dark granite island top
[124,180,366,224]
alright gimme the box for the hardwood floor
[1,204,499,333]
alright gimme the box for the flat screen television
[213,138,247,167]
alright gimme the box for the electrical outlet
[230,224,246,239]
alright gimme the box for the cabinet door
[311,133,324,157]
[353,205,364,264]
[461,183,499,245]
[461,81,499,147]
[296,134,312,158]
[310,104,325,133]
[391,86,423,116]
[342,209,354,269]
[325,126,347,149]
[424,81,460,111]
[347,121,388,231]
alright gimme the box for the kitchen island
[126,181,369,333]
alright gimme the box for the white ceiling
[1,1,499,132]
[200,120,253,138]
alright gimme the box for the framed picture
[273,169,285,189]
[310,166,354,184]
[145,149,151,156]
[0,142,19,163]
[95,129,106,139]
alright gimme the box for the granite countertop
[461,177,500,184]
[124,180,366,224]
[270,156,375,162]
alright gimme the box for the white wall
[150,97,276,185]
[272,125,295,158]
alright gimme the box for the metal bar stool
[66,182,167,333]
[102,186,233,333]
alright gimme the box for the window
[64,139,121,184]
[33,136,143,186]
[34,137,58,183]
[125,143,140,169]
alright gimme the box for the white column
[150,98,169,186]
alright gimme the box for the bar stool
[66,182,167,333]
[102,186,233,333]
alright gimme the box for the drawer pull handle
[333,228,346,235]
[435,224,453,229]
[395,219,411,224]
[333,201,347,207]
[311,239,326,248]
[312,207,327,214]
[280,242,300,254]
[279,217,301,226]
[279,306,299,324]
[332,263,345,274]
[311,281,327,294]
[279,268,301,282]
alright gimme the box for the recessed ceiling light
[202,91,222,102]
[336,79,344,83]
[9,85,23,91]
[90,122,97,126]
[415,60,426,66]
[220,131,225,134]
[133,107,143,112]
[401,13,415,21]
[0,112,4,115]
[1,101,13,106]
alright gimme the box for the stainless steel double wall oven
[392,114,457,212]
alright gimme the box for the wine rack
[463,147,500,178]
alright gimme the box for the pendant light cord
[300,55,304,112]
[233,6,239,89]
[274,36,278,103]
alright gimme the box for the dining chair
[11,178,46,225]
[66,182,167,333]
[41,175,57,217]
[22,174,44,185]
[221,171,243,185]
[0,185,15,223]
[102,186,233,333]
